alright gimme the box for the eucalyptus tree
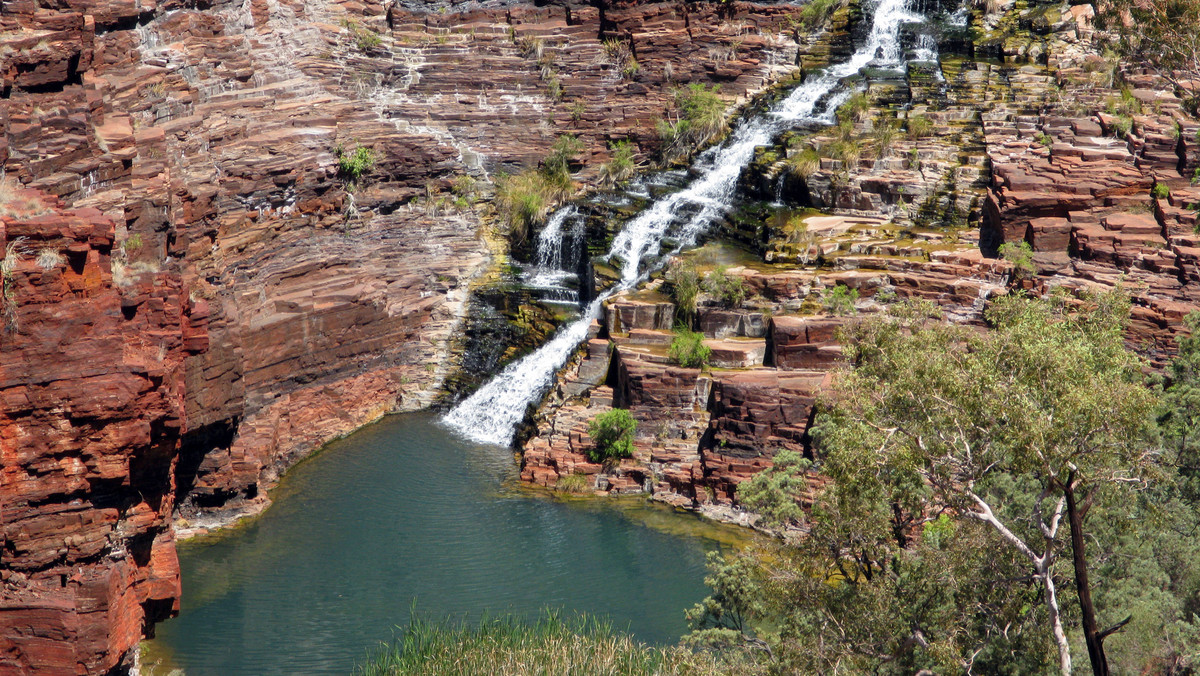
[811,291,1158,675]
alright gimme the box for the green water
[145,413,737,675]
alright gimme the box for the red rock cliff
[0,0,807,671]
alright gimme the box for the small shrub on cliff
[657,84,727,164]
[669,328,711,369]
[342,20,382,52]
[587,409,637,463]
[1111,114,1134,138]
[336,144,376,183]
[599,140,637,187]
[555,472,590,493]
[906,113,934,139]
[835,91,871,125]
[1153,182,1171,199]
[495,170,552,242]
[704,266,745,308]
[1,237,27,331]
[999,240,1036,280]
[787,148,821,179]
[35,248,63,271]
[823,284,858,316]
[542,134,583,195]
[668,259,701,321]
[870,117,898,159]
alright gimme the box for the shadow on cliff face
[437,290,566,408]
[174,419,242,514]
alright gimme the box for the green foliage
[1099,0,1200,108]
[1112,114,1134,138]
[542,134,583,193]
[1034,131,1053,148]
[494,170,553,241]
[342,20,382,52]
[684,552,768,649]
[451,174,477,205]
[787,148,821,179]
[554,472,590,494]
[599,140,636,187]
[795,0,846,28]
[822,284,858,316]
[835,91,871,125]
[704,266,745,308]
[906,113,934,139]
[121,233,143,255]
[827,139,862,169]
[667,259,701,320]
[494,136,581,239]
[668,328,711,369]
[355,611,728,675]
[736,449,811,527]
[336,144,376,183]
[586,409,636,463]
[1153,182,1171,199]
[658,84,727,163]
[998,240,1035,280]
[870,118,897,159]
[814,290,1157,673]
[792,0,849,29]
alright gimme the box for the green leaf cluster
[586,409,636,463]
[668,328,711,369]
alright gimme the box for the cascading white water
[442,0,926,445]
[535,205,577,271]
[526,205,582,294]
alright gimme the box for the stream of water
[442,0,929,446]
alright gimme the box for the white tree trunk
[965,490,1072,675]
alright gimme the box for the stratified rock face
[0,0,808,669]
[523,0,1200,522]
[0,191,192,675]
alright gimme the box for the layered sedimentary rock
[523,0,1200,522]
[0,192,192,675]
[0,0,808,670]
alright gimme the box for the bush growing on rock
[555,472,590,494]
[999,240,1036,280]
[823,284,858,316]
[599,140,637,187]
[542,134,583,194]
[704,266,745,308]
[587,409,637,463]
[495,136,582,240]
[668,328,711,369]
[657,84,727,164]
[495,171,551,242]
[667,259,701,321]
[335,144,376,183]
[735,449,812,528]
[906,113,934,139]
[787,148,821,178]
[836,91,871,125]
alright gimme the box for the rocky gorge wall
[520,0,1200,524]
[0,0,810,671]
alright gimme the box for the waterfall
[442,0,926,446]
[526,206,583,299]
[535,205,577,272]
